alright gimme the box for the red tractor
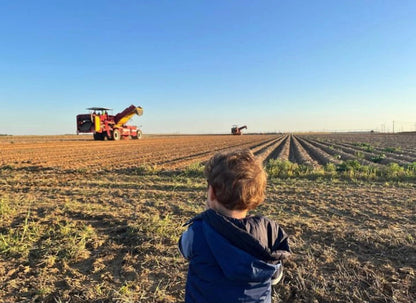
[76,105,143,140]
[231,125,247,135]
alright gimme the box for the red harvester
[231,125,247,135]
[76,105,143,140]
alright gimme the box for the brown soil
[0,134,415,302]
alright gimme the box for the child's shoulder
[241,214,280,229]
[246,214,276,222]
[183,212,204,227]
[238,215,283,241]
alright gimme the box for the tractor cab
[87,107,112,121]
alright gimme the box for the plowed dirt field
[0,134,281,170]
[1,134,415,303]
[1,132,415,171]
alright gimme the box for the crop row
[255,134,416,168]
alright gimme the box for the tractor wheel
[132,130,142,139]
[112,129,121,141]
[94,132,106,140]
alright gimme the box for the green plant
[334,160,380,180]
[183,162,205,177]
[355,151,365,159]
[383,146,401,153]
[405,162,416,172]
[116,281,137,302]
[324,163,337,175]
[266,159,300,178]
[133,164,161,175]
[355,142,374,152]
[41,219,98,262]
[0,207,41,257]
[381,163,405,179]
[136,213,181,243]
[336,160,362,172]
[0,196,13,219]
[370,153,386,163]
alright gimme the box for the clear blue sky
[1,0,415,135]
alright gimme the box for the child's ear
[208,185,217,202]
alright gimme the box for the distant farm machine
[76,105,143,140]
[231,125,247,135]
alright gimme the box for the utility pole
[392,121,395,133]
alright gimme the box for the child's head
[204,149,267,211]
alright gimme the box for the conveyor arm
[114,105,143,127]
